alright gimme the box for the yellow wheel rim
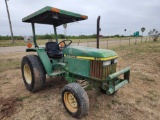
[64,92,78,113]
[24,64,32,84]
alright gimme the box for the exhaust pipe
[97,16,101,49]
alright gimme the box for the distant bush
[0,35,23,40]
[148,29,160,41]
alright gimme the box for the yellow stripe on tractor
[77,56,118,61]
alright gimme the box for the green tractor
[21,6,130,118]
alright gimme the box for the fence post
[107,39,108,49]
[77,39,80,46]
[135,38,137,45]
[141,37,142,44]
[87,39,89,47]
[129,38,130,45]
[119,38,121,46]
[88,39,90,46]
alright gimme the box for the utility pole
[5,0,14,44]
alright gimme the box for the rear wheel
[21,55,46,92]
[62,83,89,118]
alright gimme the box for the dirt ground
[0,41,160,120]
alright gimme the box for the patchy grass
[0,40,26,47]
[0,52,30,72]
[0,59,20,72]
[16,96,31,101]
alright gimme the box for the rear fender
[26,48,53,75]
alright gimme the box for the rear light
[27,43,32,48]
[59,42,65,47]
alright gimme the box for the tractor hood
[63,46,118,58]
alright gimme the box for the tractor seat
[45,42,63,58]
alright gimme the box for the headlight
[114,58,118,63]
[103,61,111,66]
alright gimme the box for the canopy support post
[31,23,38,47]
[53,25,58,43]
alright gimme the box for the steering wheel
[58,40,72,49]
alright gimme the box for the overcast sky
[0,0,160,36]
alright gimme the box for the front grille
[90,61,103,79]
[90,60,117,80]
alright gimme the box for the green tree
[44,34,53,39]
[58,34,65,39]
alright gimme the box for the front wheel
[62,83,89,118]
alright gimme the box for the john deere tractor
[21,6,130,118]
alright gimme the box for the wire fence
[81,37,159,49]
